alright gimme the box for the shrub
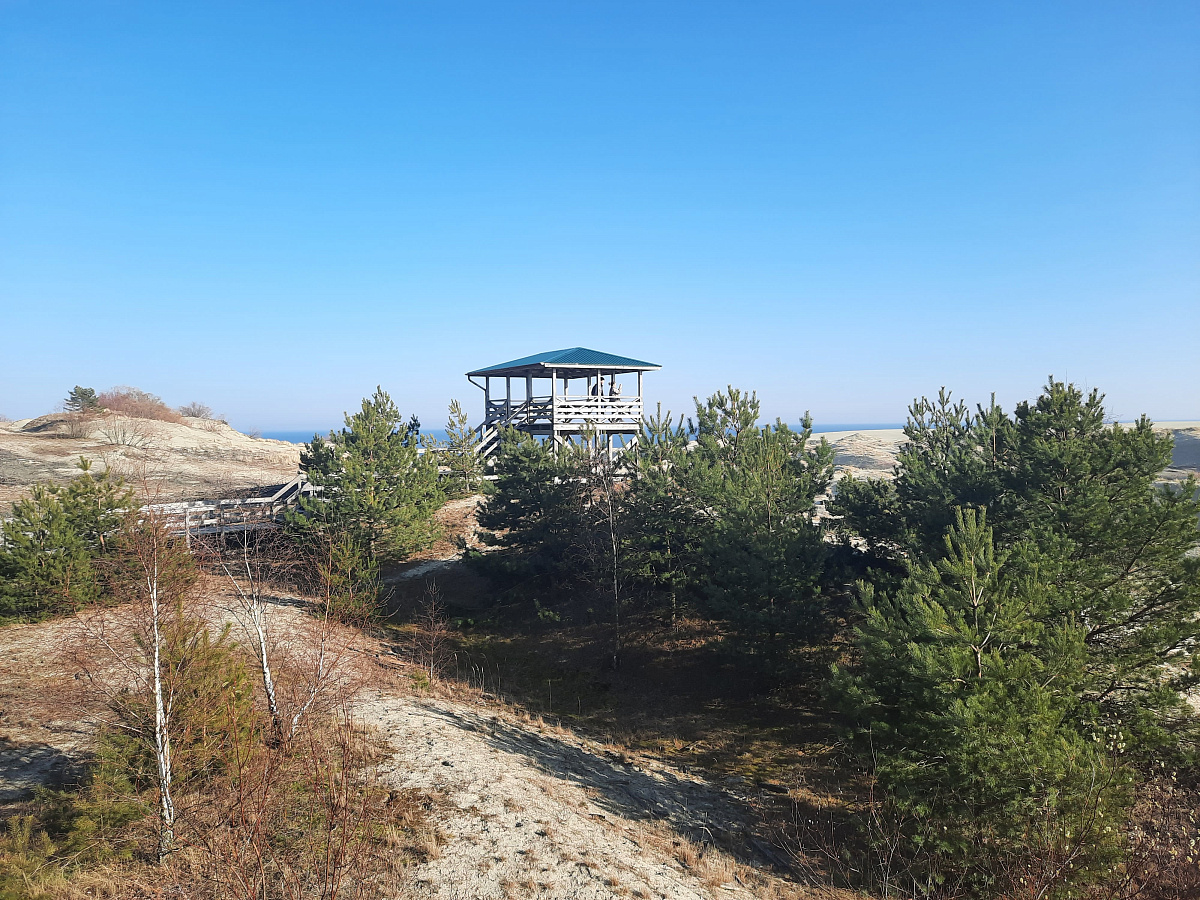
[98,415,154,448]
[96,386,182,423]
[62,412,94,439]
[178,401,214,418]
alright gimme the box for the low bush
[177,401,213,419]
[96,387,182,423]
[98,415,154,448]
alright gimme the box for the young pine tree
[625,405,697,623]
[833,509,1128,895]
[441,399,484,498]
[833,380,1200,757]
[0,460,130,620]
[292,387,443,562]
[685,388,836,653]
[475,429,587,582]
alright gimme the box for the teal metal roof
[467,347,661,377]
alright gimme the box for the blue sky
[2,1,1197,432]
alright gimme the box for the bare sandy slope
[0,414,300,505]
[369,696,794,899]
[821,422,1200,485]
[0,615,97,800]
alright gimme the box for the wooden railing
[475,395,645,456]
[553,398,643,421]
[484,396,642,421]
[145,473,316,540]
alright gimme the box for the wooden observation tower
[467,347,661,456]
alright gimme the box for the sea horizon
[258,423,909,445]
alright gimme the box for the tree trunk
[149,560,176,861]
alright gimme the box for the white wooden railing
[475,395,645,456]
[552,398,643,421]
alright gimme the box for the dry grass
[97,413,155,447]
[0,718,443,900]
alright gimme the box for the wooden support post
[505,377,511,421]
[550,368,557,448]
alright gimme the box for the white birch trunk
[148,550,176,860]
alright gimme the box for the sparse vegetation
[1,377,1196,899]
[457,378,1200,898]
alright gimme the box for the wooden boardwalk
[145,472,316,542]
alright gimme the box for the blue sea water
[260,424,901,444]
[260,430,324,444]
[811,423,904,433]
[261,429,453,444]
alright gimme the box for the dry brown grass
[97,413,155,447]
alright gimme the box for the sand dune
[0,414,300,506]
[820,422,1200,486]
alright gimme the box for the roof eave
[466,362,661,377]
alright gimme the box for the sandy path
[363,695,777,899]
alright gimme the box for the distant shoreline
[260,424,909,445]
[260,421,1198,446]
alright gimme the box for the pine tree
[1008,381,1200,753]
[441,399,484,498]
[475,429,585,581]
[830,379,1200,894]
[64,385,100,412]
[625,405,696,623]
[683,388,836,652]
[833,379,1200,757]
[291,387,443,562]
[834,509,1127,893]
[832,389,1015,558]
[0,459,130,620]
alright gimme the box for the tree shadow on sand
[414,703,806,876]
[0,738,82,801]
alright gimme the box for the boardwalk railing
[145,472,317,543]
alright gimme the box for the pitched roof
[466,347,661,377]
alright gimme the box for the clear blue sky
[2,2,1197,432]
